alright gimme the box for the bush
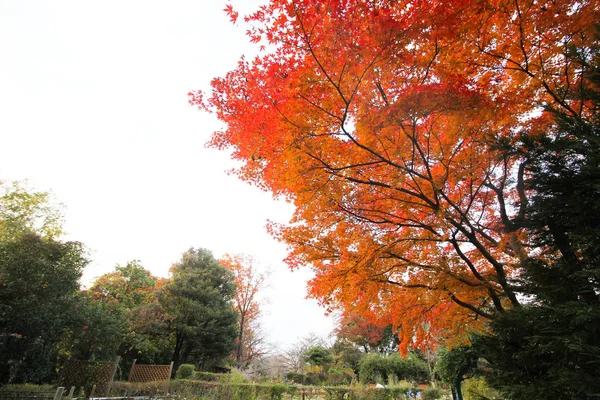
[110,381,170,397]
[194,371,227,381]
[131,380,428,400]
[327,368,354,386]
[0,384,54,392]
[422,387,444,400]
[219,369,250,385]
[169,380,298,400]
[463,377,502,400]
[359,353,429,384]
[285,372,305,384]
[175,364,195,379]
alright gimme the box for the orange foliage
[193,0,599,352]
[220,254,267,368]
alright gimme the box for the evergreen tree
[477,38,600,399]
[161,248,237,371]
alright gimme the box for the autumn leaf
[224,3,239,24]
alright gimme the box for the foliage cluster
[284,370,354,387]
[359,353,429,385]
[168,379,430,400]
[110,381,170,397]
[167,380,296,400]
[192,372,230,382]
[0,228,87,382]
[220,254,269,369]
[0,180,250,385]
[175,364,195,380]
[460,377,501,400]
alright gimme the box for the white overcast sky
[0,0,334,350]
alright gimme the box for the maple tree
[220,253,268,369]
[193,0,600,352]
[335,311,398,353]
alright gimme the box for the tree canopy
[196,0,600,396]
[0,180,63,241]
[0,234,88,383]
[162,248,238,371]
[195,0,599,353]
[220,254,268,369]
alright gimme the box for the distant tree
[283,333,327,373]
[89,261,157,308]
[0,234,87,383]
[304,346,333,367]
[331,339,362,377]
[336,312,399,353]
[86,262,172,368]
[220,254,269,369]
[0,180,62,241]
[161,248,237,371]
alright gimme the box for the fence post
[165,362,174,395]
[53,387,65,400]
[128,359,137,383]
[105,356,120,397]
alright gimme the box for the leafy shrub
[268,384,288,399]
[359,353,429,384]
[110,381,170,397]
[422,387,444,400]
[194,371,227,381]
[324,386,351,400]
[285,372,305,384]
[304,346,334,366]
[169,380,298,400]
[175,363,195,379]
[217,369,250,385]
[157,380,426,400]
[327,368,354,386]
[0,384,54,392]
[463,377,502,400]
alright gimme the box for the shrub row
[167,380,435,400]
[359,353,429,384]
[169,380,295,400]
[192,371,230,382]
[285,370,354,386]
[4,380,445,400]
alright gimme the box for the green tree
[90,261,157,309]
[0,181,62,241]
[161,248,237,371]
[85,261,172,370]
[304,346,333,367]
[331,339,362,377]
[475,37,600,399]
[0,234,87,383]
[435,347,478,400]
[65,290,127,362]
